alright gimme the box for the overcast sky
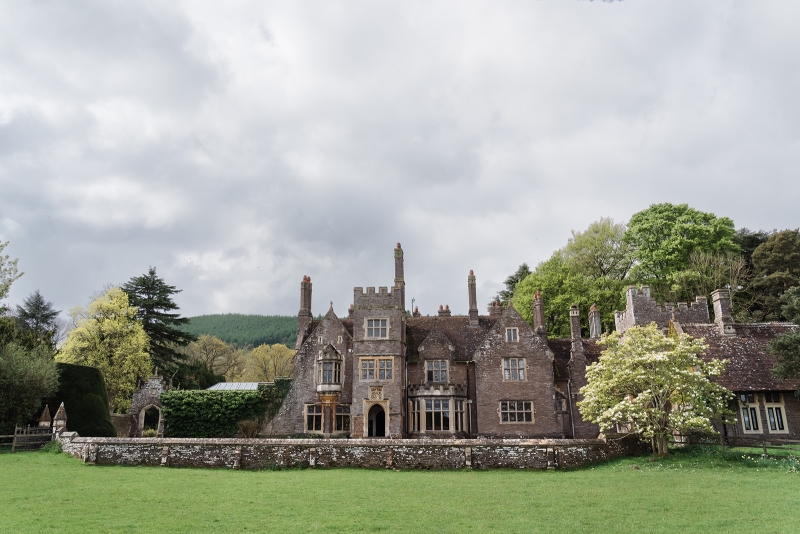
[1,1,798,320]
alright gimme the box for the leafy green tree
[0,339,59,433]
[15,290,60,347]
[770,287,800,388]
[492,263,532,305]
[0,241,23,315]
[624,204,739,300]
[169,360,226,390]
[512,252,625,337]
[183,334,242,379]
[236,343,295,382]
[750,229,800,320]
[122,267,196,371]
[564,217,633,280]
[733,228,772,270]
[56,288,152,413]
[666,251,749,305]
[578,324,734,456]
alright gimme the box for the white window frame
[365,318,388,339]
[425,398,451,432]
[359,357,394,381]
[502,358,526,381]
[764,392,789,434]
[738,393,763,434]
[506,328,519,342]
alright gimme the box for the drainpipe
[567,379,576,439]
[404,357,408,438]
[467,361,473,438]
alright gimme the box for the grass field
[2,447,799,533]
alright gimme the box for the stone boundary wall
[57,433,644,470]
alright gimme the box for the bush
[43,363,116,437]
[161,382,290,438]
[39,440,62,454]
[0,340,59,434]
[142,429,157,438]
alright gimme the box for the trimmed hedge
[43,363,116,437]
[161,380,290,438]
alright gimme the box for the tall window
[306,405,322,432]
[739,393,761,434]
[764,392,788,433]
[335,405,350,432]
[426,360,447,382]
[454,400,465,432]
[500,401,533,423]
[410,400,421,432]
[506,328,519,342]
[425,399,450,431]
[367,319,388,338]
[360,358,393,380]
[503,358,525,381]
[319,361,342,384]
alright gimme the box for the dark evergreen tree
[15,290,60,346]
[122,267,197,370]
[751,229,800,320]
[733,228,772,271]
[492,263,532,305]
[770,286,800,391]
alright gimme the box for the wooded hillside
[181,314,297,348]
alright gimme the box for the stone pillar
[711,288,736,336]
[468,270,479,327]
[296,276,313,349]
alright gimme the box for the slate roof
[680,323,799,391]
[405,316,497,362]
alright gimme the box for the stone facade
[267,244,599,440]
[128,376,169,437]
[57,433,645,470]
[614,286,709,333]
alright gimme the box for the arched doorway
[368,404,385,437]
[138,404,163,437]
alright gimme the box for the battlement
[353,285,404,310]
[615,285,709,333]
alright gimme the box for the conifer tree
[122,267,196,371]
[15,290,60,346]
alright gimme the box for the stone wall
[615,286,709,333]
[57,433,644,470]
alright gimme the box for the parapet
[615,286,709,333]
[353,285,404,310]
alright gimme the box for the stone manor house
[267,244,799,442]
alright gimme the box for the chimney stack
[348,303,354,320]
[413,306,421,318]
[532,291,546,336]
[438,304,451,317]
[588,303,602,339]
[711,288,736,336]
[394,243,405,310]
[468,270,479,327]
[489,300,503,317]
[296,275,313,349]
[569,305,582,340]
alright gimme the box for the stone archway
[368,404,386,437]
[138,404,163,436]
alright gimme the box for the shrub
[161,382,289,438]
[142,429,157,438]
[43,363,116,437]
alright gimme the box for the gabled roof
[680,322,799,391]
[406,316,497,362]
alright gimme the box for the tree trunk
[655,434,670,456]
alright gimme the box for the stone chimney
[711,288,736,336]
[348,304,354,320]
[588,303,602,339]
[532,291,546,336]
[394,243,405,310]
[468,270,479,327]
[438,304,451,317]
[569,305,581,340]
[489,301,503,317]
[296,275,313,349]
[413,306,421,318]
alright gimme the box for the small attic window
[506,328,519,342]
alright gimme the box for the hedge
[161,379,291,438]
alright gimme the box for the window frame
[359,357,394,381]
[764,392,789,434]
[335,405,351,433]
[305,404,323,433]
[738,393,763,434]
[365,318,389,339]
[318,361,342,384]
[499,400,534,424]
[425,398,451,432]
[426,360,448,383]
[505,328,519,342]
[502,358,526,381]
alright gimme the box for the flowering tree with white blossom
[578,323,734,456]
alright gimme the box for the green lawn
[1,447,799,533]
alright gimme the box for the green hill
[182,314,298,348]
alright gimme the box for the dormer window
[367,318,388,338]
[506,328,519,342]
[426,360,447,382]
